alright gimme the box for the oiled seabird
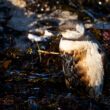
[59,20,108,98]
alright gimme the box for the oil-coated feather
[59,20,107,98]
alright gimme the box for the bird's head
[59,20,85,40]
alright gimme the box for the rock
[7,9,78,31]
[84,23,93,29]
[7,7,39,31]
[6,0,26,8]
[13,34,36,51]
[4,0,38,31]
[0,11,6,22]
[85,21,110,29]
[46,10,78,25]
[6,1,78,32]
[0,26,4,32]
[0,4,11,23]
[44,30,54,36]
[92,21,110,29]
[27,29,56,42]
[27,33,50,42]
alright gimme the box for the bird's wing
[61,47,89,89]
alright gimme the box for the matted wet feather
[59,20,107,98]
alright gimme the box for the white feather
[59,39,104,98]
